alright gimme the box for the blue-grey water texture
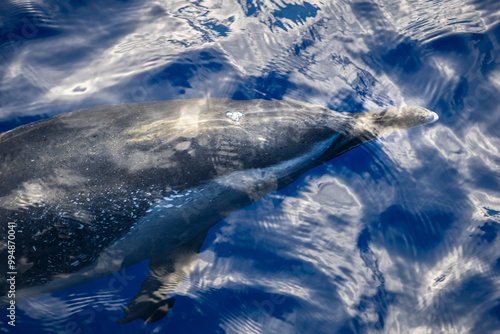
[1,0,500,333]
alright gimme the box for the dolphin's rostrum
[0,98,437,323]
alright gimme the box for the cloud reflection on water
[1,0,500,332]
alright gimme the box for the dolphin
[0,98,438,323]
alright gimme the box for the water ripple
[1,0,500,332]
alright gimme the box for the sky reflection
[1,0,500,332]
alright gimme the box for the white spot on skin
[225,111,244,124]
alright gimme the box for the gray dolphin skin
[0,98,438,323]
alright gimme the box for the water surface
[1,0,500,333]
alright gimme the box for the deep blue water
[1,0,500,333]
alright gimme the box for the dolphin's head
[351,106,438,137]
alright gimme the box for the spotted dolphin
[0,98,437,323]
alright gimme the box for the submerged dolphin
[0,98,437,323]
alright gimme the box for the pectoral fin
[117,229,208,324]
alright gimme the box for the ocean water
[1,0,500,333]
